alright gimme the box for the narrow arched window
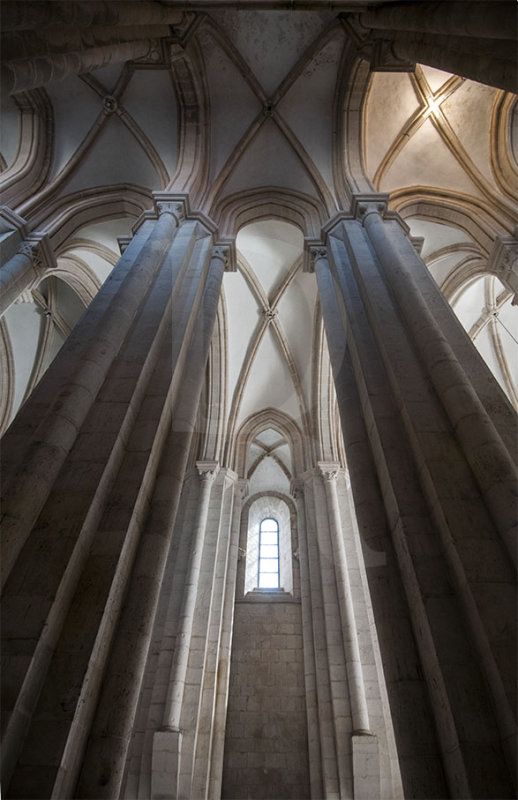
[258,517,280,589]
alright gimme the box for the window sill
[239,590,297,604]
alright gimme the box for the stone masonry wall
[221,597,310,800]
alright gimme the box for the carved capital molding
[117,235,132,255]
[340,14,415,73]
[16,234,55,273]
[290,479,304,500]
[0,206,28,239]
[214,238,237,272]
[303,239,325,273]
[371,38,415,73]
[14,289,34,305]
[156,200,185,223]
[410,235,425,255]
[351,193,389,224]
[309,245,329,273]
[317,461,341,482]
[488,231,518,303]
[196,460,219,483]
[17,241,41,266]
[236,478,249,501]
[135,38,165,65]
[212,245,230,270]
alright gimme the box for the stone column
[317,462,370,736]
[312,197,517,798]
[0,233,55,316]
[359,199,517,565]
[302,471,351,797]
[291,480,323,799]
[205,476,246,800]
[2,39,156,95]
[164,460,220,729]
[360,1,515,41]
[150,460,219,800]
[74,243,227,800]
[2,1,183,31]
[357,1,516,92]
[1,198,189,794]
[0,199,182,590]
[389,32,515,93]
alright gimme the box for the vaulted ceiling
[1,5,517,437]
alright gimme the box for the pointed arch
[212,186,326,240]
[232,407,306,479]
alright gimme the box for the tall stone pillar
[149,464,240,800]
[0,196,229,800]
[293,465,402,799]
[312,195,517,799]
[1,198,182,588]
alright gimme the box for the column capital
[196,460,219,483]
[340,14,415,72]
[305,243,328,274]
[317,461,341,482]
[214,238,237,272]
[212,245,231,270]
[487,230,518,304]
[351,193,389,223]
[117,235,132,255]
[236,478,249,501]
[0,206,28,239]
[155,199,186,224]
[290,479,304,500]
[16,233,55,273]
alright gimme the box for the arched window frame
[257,517,280,589]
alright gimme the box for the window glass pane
[259,531,278,545]
[259,558,278,573]
[259,544,278,559]
[258,572,279,588]
[257,517,280,590]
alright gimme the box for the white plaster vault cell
[3,276,88,426]
[365,66,518,411]
[245,494,293,595]
[452,275,518,406]
[225,219,313,432]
